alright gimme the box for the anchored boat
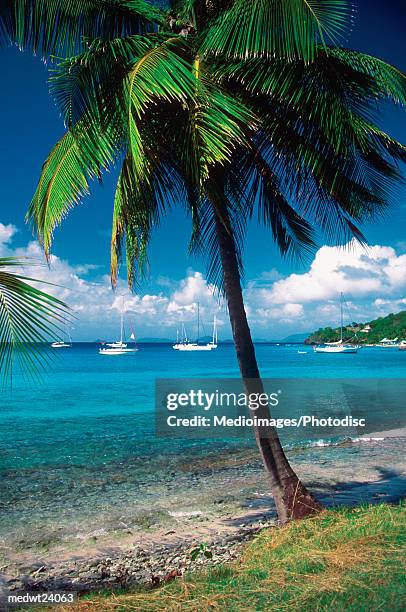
[314,294,360,354]
[173,304,218,351]
[51,326,72,348]
[99,300,138,355]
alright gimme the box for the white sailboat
[314,294,359,354]
[51,340,71,348]
[173,305,218,351]
[51,326,72,348]
[99,301,138,355]
[172,322,189,350]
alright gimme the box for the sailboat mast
[120,298,124,343]
[212,314,217,344]
[197,302,200,341]
[340,292,343,342]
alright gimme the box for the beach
[1,429,405,600]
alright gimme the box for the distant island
[281,332,311,343]
[137,337,173,343]
[305,310,406,345]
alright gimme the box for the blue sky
[0,0,405,340]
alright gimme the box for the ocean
[0,343,405,561]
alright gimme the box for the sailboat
[314,294,359,354]
[51,326,72,348]
[173,305,218,351]
[173,322,188,349]
[99,301,138,355]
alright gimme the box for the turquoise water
[2,343,405,467]
[0,343,405,554]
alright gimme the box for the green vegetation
[0,257,69,381]
[306,310,406,345]
[59,503,405,611]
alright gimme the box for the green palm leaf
[328,48,406,106]
[179,69,254,190]
[200,0,351,62]
[0,0,161,57]
[214,49,406,162]
[111,155,152,288]
[27,121,119,257]
[49,35,156,127]
[111,151,185,288]
[234,146,316,261]
[0,258,69,383]
[214,47,405,244]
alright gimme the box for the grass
[51,503,406,611]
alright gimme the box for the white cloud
[251,269,283,284]
[0,229,223,340]
[169,272,217,308]
[1,227,405,341]
[0,223,18,252]
[267,241,406,305]
[243,241,406,334]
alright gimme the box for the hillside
[305,310,406,345]
[281,332,311,342]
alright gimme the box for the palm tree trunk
[211,197,322,523]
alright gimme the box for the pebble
[4,520,275,598]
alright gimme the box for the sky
[0,0,405,341]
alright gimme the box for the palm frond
[0,0,162,57]
[0,258,69,383]
[111,151,184,288]
[27,121,119,257]
[180,74,253,190]
[215,48,406,161]
[328,48,406,106]
[218,48,405,243]
[49,35,156,127]
[233,146,316,261]
[124,40,197,181]
[111,155,152,288]
[200,0,352,62]
[253,116,383,244]
[189,192,246,292]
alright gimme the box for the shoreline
[357,426,406,439]
[1,430,405,601]
[2,508,275,602]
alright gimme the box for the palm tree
[0,257,69,382]
[1,0,405,521]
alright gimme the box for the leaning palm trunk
[212,198,322,522]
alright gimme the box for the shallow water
[0,343,405,557]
